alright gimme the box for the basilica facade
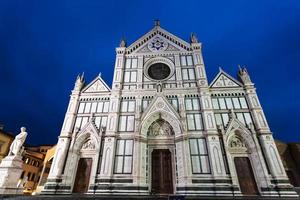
[43,22,298,197]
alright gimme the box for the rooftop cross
[154,19,160,27]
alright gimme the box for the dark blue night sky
[0,0,299,145]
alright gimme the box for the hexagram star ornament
[148,37,168,52]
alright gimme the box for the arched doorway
[73,157,93,193]
[68,131,100,194]
[147,118,175,194]
[228,134,259,195]
[152,149,173,194]
[234,157,258,195]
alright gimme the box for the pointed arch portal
[142,113,177,195]
[70,123,101,194]
[224,121,262,196]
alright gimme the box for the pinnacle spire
[74,72,85,91]
[190,32,198,43]
[120,38,126,47]
[80,72,85,81]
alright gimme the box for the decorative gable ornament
[137,45,151,53]
[126,24,192,54]
[165,43,180,52]
[238,66,253,86]
[210,69,242,88]
[82,76,111,93]
[141,95,180,123]
[148,36,168,52]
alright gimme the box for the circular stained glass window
[147,63,171,80]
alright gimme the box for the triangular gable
[135,37,182,54]
[127,26,192,54]
[77,120,100,139]
[141,95,180,121]
[210,69,242,88]
[222,114,257,150]
[225,115,250,133]
[82,75,111,93]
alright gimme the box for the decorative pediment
[127,26,191,54]
[73,120,100,152]
[141,95,180,121]
[134,35,186,54]
[224,113,251,134]
[82,76,111,93]
[140,95,182,137]
[221,113,256,152]
[136,45,151,53]
[76,120,99,139]
[165,43,181,52]
[210,69,242,88]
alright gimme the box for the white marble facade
[43,22,298,197]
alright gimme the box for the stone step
[1,195,300,200]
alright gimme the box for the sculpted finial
[120,38,126,47]
[238,65,252,85]
[74,72,85,91]
[190,32,198,43]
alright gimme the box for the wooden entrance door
[73,158,93,193]
[151,149,173,194]
[234,157,258,195]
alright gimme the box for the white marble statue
[8,127,27,156]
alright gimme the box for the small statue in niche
[100,126,106,134]
[156,83,162,92]
[9,127,28,156]
[162,123,172,135]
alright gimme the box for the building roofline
[0,130,15,138]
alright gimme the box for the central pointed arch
[140,95,182,137]
[147,117,175,137]
[141,111,182,137]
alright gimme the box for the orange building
[0,125,14,162]
[20,145,54,194]
[36,145,56,194]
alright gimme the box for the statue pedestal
[0,155,24,194]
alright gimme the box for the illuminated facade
[43,21,298,197]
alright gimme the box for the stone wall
[276,140,300,187]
